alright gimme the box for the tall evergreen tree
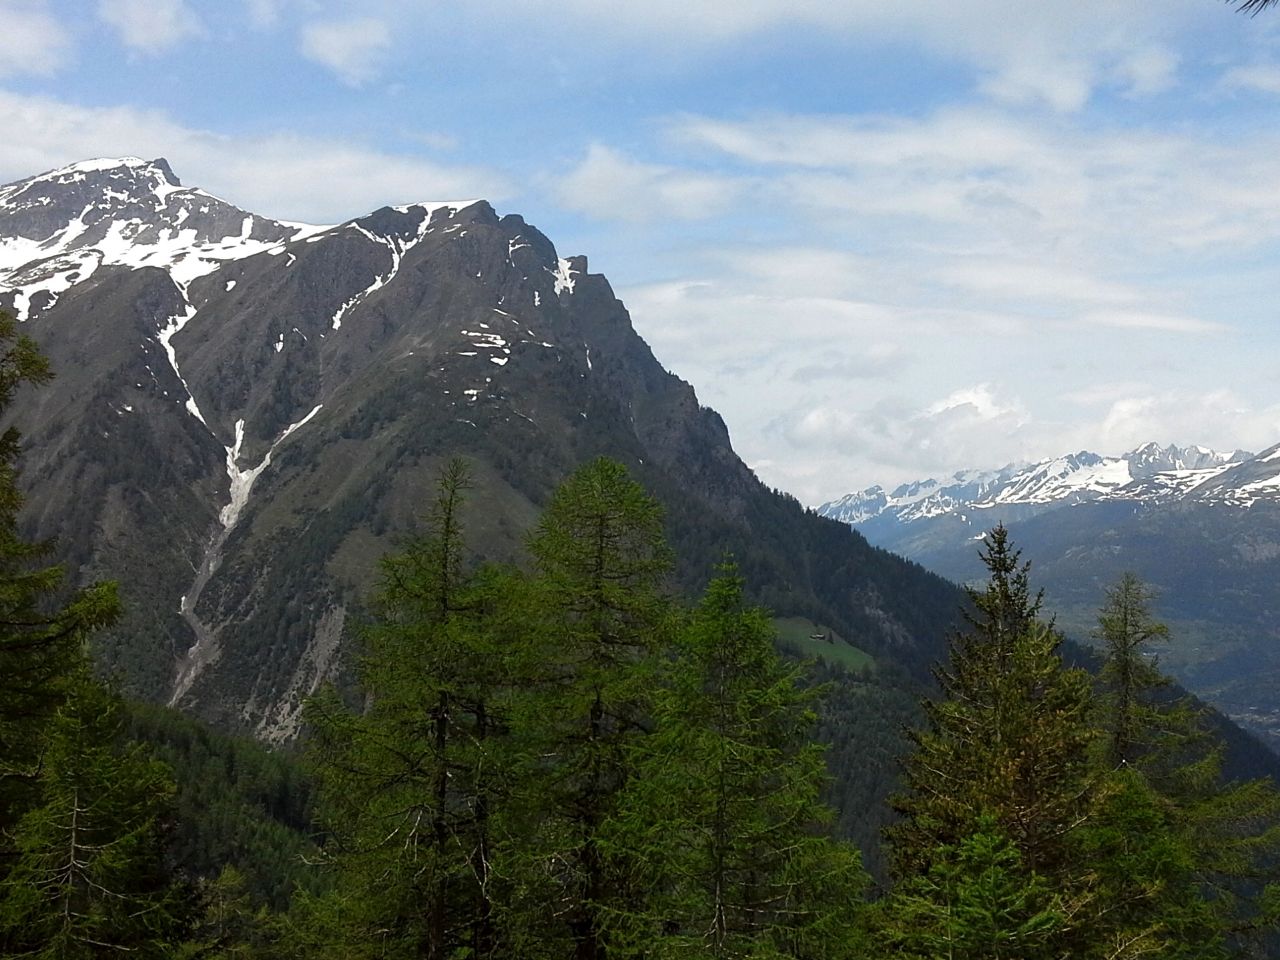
[304,459,508,959]
[603,566,866,959]
[1094,572,1171,766]
[880,816,1066,960]
[890,525,1094,881]
[513,457,673,960]
[0,672,188,958]
[1090,574,1280,957]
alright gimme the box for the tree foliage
[508,456,675,960]
[0,310,119,841]
[303,459,509,959]
[0,673,188,958]
[603,566,866,959]
[890,525,1095,882]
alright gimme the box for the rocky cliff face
[1,157,958,739]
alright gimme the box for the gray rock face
[0,157,957,739]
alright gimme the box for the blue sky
[4,0,1280,503]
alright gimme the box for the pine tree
[603,566,866,959]
[890,525,1094,882]
[0,672,188,958]
[511,457,674,960]
[1094,572,1171,766]
[304,459,509,959]
[1090,574,1280,957]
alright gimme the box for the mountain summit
[0,158,958,739]
[0,157,326,321]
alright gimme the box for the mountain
[821,442,1260,529]
[819,443,1280,750]
[0,157,960,747]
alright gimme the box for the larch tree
[0,310,119,844]
[1094,572,1171,767]
[0,672,187,958]
[513,457,674,960]
[1091,574,1280,956]
[603,566,866,959]
[304,459,508,959]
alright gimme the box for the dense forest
[3,315,1280,958]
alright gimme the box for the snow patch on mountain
[0,157,328,321]
[551,257,578,295]
[220,405,324,530]
[155,288,207,426]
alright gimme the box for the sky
[3,0,1280,505]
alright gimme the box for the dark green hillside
[125,703,321,911]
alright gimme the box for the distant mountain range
[820,442,1277,528]
[820,443,1280,751]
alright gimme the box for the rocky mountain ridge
[820,441,1266,528]
[0,157,960,741]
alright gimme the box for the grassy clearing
[773,616,875,672]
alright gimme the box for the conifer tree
[180,865,267,959]
[890,526,1094,882]
[512,457,673,960]
[1090,574,1280,956]
[305,459,508,959]
[1095,572,1171,766]
[0,310,119,842]
[0,672,188,958]
[603,566,866,959]
[881,816,1065,960]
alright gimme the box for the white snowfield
[821,441,1280,526]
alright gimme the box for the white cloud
[936,260,1140,307]
[978,50,1095,112]
[924,383,1024,422]
[1093,390,1280,456]
[555,144,739,223]
[98,0,202,54]
[299,17,391,87]
[0,1,73,77]
[790,344,909,382]
[779,383,1035,490]
[671,107,1280,257]
[1115,47,1180,97]
[463,0,1202,110]
[1078,310,1224,335]
[0,89,508,224]
[1220,63,1280,94]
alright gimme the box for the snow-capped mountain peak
[0,157,327,319]
[819,442,1273,529]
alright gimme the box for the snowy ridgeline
[820,441,1280,526]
